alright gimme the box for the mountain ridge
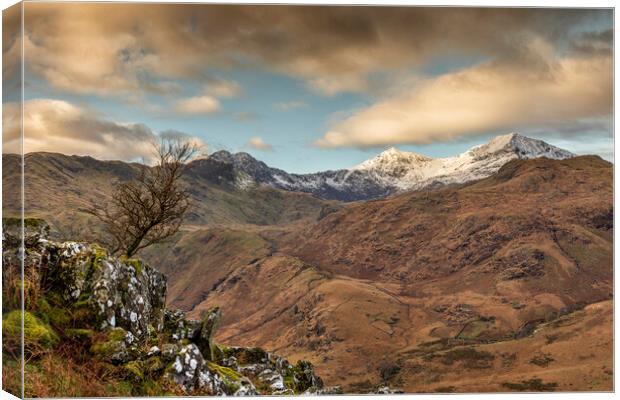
[6,133,577,202]
[196,133,575,201]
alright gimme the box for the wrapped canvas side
[2,2,25,398]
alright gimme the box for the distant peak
[381,146,402,155]
[210,149,233,157]
[468,132,574,159]
[353,147,432,171]
[208,150,234,163]
[233,152,258,161]
[485,132,520,148]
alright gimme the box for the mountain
[1,136,611,393]
[2,152,338,240]
[144,156,612,392]
[200,133,574,201]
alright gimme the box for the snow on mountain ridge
[346,133,574,191]
[203,133,575,201]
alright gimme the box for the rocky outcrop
[2,218,328,395]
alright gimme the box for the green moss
[283,374,296,391]
[90,328,128,362]
[91,245,108,270]
[35,297,53,323]
[214,344,236,363]
[65,328,95,340]
[289,361,317,392]
[125,258,143,275]
[3,310,59,350]
[108,327,128,342]
[144,356,165,376]
[207,362,242,393]
[39,293,71,328]
[123,360,144,381]
[107,381,133,396]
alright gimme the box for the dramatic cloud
[247,137,273,151]
[2,5,612,153]
[174,95,221,115]
[317,49,612,148]
[9,4,611,97]
[274,100,307,111]
[2,99,206,162]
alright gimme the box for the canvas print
[1,2,614,397]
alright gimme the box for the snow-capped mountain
[196,133,575,201]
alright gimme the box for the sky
[2,4,614,173]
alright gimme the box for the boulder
[163,309,201,341]
[166,343,205,393]
[196,306,221,361]
[90,327,132,364]
[32,238,167,342]
[2,218,329,395]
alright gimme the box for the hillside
[179,156,613,391]
[2,152,337,240]
[2,151,613,393]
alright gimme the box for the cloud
[247,137,273,151]
[274,100,307,111]
[174,95,221,115]
[11,4,612,97]
[316,48,612,148]
[2,98,206,162]
[205,79,241,98]
[171,78,239,115]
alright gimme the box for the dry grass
[3,343,132,398]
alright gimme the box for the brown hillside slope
[2,152,335,235]
[2,153,612,392]
[186,156,612,392]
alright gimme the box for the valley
[2,134,613,393]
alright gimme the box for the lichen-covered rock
[90,327,132,364]
[215,346,324,395]
[166,343,205,393]
[161,343,180,361]
[163,309,201,342]
[91,254,166,340]
[289,360,324,393]
[257,369,286,391]
[2,217,50,248]
[2,218,329,396]
[22,236,167,342]
[197,306,221,361]
[304,385,344,395]
[164,343,260,396]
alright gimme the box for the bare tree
[88,138,199,257]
